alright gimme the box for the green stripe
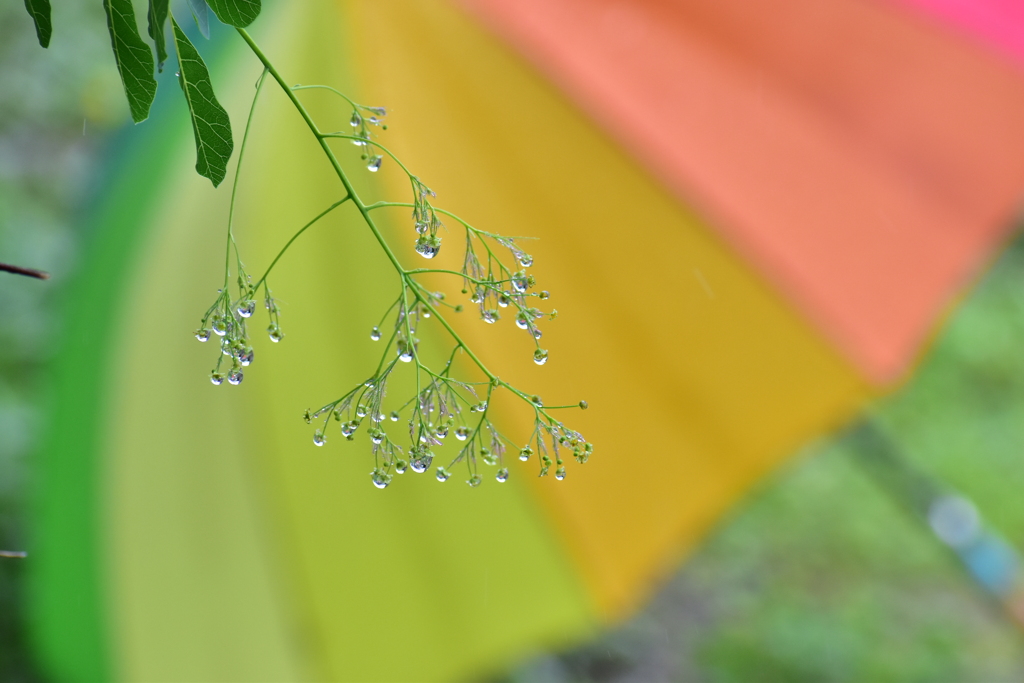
[29,20,234,681]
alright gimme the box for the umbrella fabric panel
[458,0,1024,385]
[350,0,874,621]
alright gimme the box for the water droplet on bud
[467,474,482,487]
[195,329,210,342]
[228,369,244,385]
[415,235,441,259]
[455,426,469,441]
[367,155,382,172]
[533,349,549,365]
[496,468,509,483]
[313,430,326,446]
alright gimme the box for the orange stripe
[459,0,1024,384]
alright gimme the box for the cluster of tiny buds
[196,272,283,386]
[303,352,592,489]
[349,104,388,173]
[458,232,555,366]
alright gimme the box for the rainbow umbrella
[30,0,1024,680]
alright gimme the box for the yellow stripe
[351,0,875,621]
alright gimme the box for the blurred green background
[4,2,1024,681]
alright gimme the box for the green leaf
[187,0,210,39]
[102,0,158,124]
[147,0,169,71]
[205,0,261,28]
[23,0,52,48]
[171,17,233,187]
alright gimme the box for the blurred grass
[0,2,122,681]
[505,238,1024,682]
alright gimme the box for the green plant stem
[235,28,565,424]
[224,67,269,289]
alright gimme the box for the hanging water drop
[519,447,532,462]
[350,111,362,127]
[555,466,567,481]
[515,316,529,330]
[237,300,256,318]
[496,468,509,483]
[415,235,441,259]
[240,348,254,366]
[455,426,469,441]
[212,317,228,336]
[195,328,210,342]
[313,430,326,446]
[390,411,400,422]
[228,369,244,385]
[268,325,283,342]
[436,467,451,482]
[210,372,225,386]
[367,155,382,172]
[467,474,482,488]
[371,469,391,489]
[370,326,382,341]
[534,349,549,366]
[517,253,534,268]
[341,422,356,438]
[482,309,498,324]
[395,460,408,474]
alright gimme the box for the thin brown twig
[0,262,50,280]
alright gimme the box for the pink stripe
[891,0,1024,66]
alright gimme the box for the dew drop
[532,328,543,339]
[395,460,408,474]
[533,349,549,366]
[555,466,567,481]
[367,156,382,172]
[467,474,482,487]
[228,369,244,385]
[515,316,529,330]
[350,111,362,127]
[370,326,382,341]
[371,469,391,489]
[496,468,509,483]
[210,372,225,386]
[313,430,326,446]
[415,236,441,259]
[212,317,228,336]
[195,329,210,342]
[517,253,534,268]
[268,326,283,342]
[519,447,532,462]
[239,349,254,367]
[237,300,256,318]
[482,310,498,324]
[436,467,451,482]
[455,426,469,441]
[390,411,400,422]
